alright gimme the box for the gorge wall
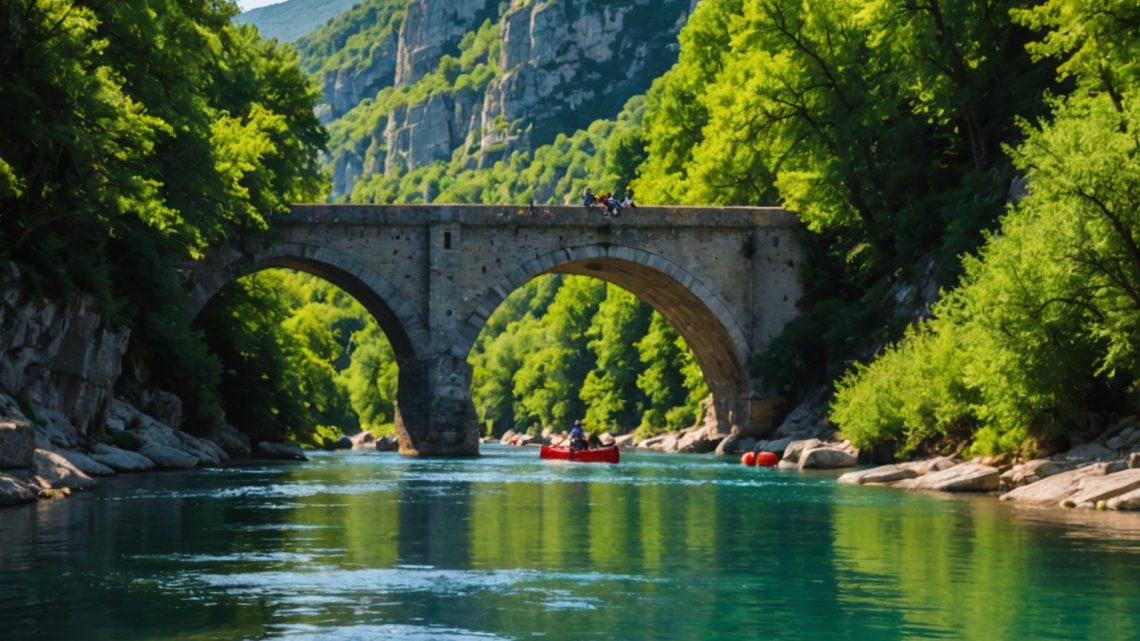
[301,0,696,199]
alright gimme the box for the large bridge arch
[452,243,756,429]
[187,243,430,366]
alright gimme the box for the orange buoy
[755,451,779,467]
[741,451,756,466]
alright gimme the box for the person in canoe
[569,420,589,451]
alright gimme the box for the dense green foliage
[197,271,397,444]
[831,1,1140,457]
[0,0,325,434]
[470,275,708,437]
[634,0,1056,399]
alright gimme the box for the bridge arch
[453,243,754,430]
[187,243,430,368]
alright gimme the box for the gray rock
[1107,487,1140,511]
[375,435,399,452]
[1060,468,1140,509]
[0,394,34,469]
[139,443,199,469]
[907,462,1000,492]
[90,443,155,472]
[257,442,308,461]
[33,448,96,491]
[1053,443,1117,464]
[30,404,80,449]
[999,458,1071,491]
[1000,462,1113,505]
[799,447,858,470]
[349,431,376,449]
[613,433,637,449]
[598,432,616,447]
[53,449,115,477]
[758,436,794,455]
[782,439,825,465]
[837,463,919,485]
[211,422,251,457]
[0,292,129,437]
[0,472,36,505]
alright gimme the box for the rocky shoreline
[498,398,1140,515]
[0,391,308,506]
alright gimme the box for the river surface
[2,445,1140,640]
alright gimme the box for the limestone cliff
[311,0,694,198]
[0,289,129,436]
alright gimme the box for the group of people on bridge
[582,187,635,217]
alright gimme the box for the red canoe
[539,445,620,464]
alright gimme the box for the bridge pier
[393,355,480,456]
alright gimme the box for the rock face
[0,472,36,505]
[32,449,96,491]
[322,0,694,197]
[0,290,129,437]
[0,393,34,469]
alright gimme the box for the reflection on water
[0,446,1138,641]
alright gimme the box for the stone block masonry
[186,205,804,456]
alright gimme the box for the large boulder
[1060,468,1140,509]
[999,458,1071,491]
[375,435,399,452]
[210,422,251,458]
[0,472,36,505]
[1052,443,1117,465]
[257,441,308,461]
[30,405,81,450]
[90,443,155,472]
[138,443,199,469]
[798,447,858,470]
[0,394,34,469]
[1000,462,1113,506]
[907,462,1000,492]
[781,439,825,465]
[52,449,115,476]
[349,431,376,449]
[33,448,96,491]
[838,462,919,485]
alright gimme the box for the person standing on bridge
[582,187,596,209]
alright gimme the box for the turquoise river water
[2,445,1140,640]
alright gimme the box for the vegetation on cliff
[831,1,1140,458]
[0,0,325,438]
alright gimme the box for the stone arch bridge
[185,205,804,456]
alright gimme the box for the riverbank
[0,391,307,506]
